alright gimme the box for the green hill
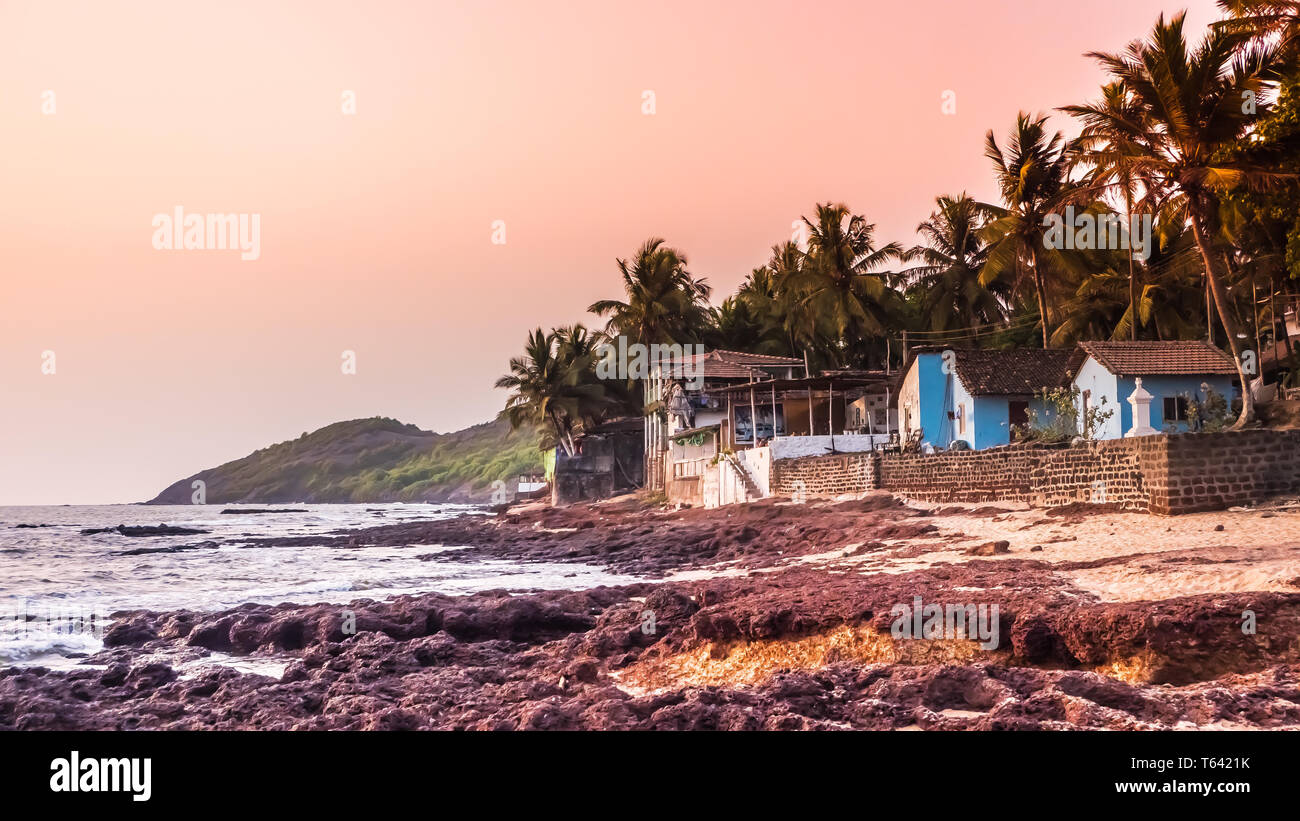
[147,417,544,504]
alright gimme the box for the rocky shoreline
[5,494,1300,730]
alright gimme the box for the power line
[903,314,1042,339]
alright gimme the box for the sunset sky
[0,0,1219,504]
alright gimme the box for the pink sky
[0,0,1219,504]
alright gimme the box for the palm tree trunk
[1126,194,1137,342]
[1128,253,1137,341]
[1190,218,1255,428]
[1030,248,1051,348]
[550,410,575,457]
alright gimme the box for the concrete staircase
[722,453,764,503]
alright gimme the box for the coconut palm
[495,326,610,456]
[1050,268,1133,346]
[905,194,1007,340]
[1216,0,1300,62]
[758,241,816,355]
[588,238,712,346]
[707,295,765,352]
[1064,11,1284,426]
[978,113,1074,348]
[1063,82,1160,341]
[786,203,907,366]
[723,262,799,356]
[1126,228,1214,341]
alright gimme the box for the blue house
[1067,341,1238,438]
[897,347,1075,450]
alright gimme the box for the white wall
[848,393,897,434]
[696,408,727,430]
[770,434,887,460]
[951,368,975,448]
[735,446,771,497]
[1073,356,1121,439]
[898,359,921,440]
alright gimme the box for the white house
[1066,341,1239,438]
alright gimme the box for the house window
[1009,401,1030,428]
[1164,396,1189,422]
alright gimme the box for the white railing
[672,457,711,479]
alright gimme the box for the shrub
[1013,386,1113,443]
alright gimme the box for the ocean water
[0,503,639,668]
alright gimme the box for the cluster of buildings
[550,340,1249,507]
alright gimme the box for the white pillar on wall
[1125,377,1161,438]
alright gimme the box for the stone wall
[553,437,615,506]
[872,430,1300,515]
[877,446,1039,504]
[876,438,1153,510]
[1027,438,1153,510]
[1156,430,1300,515]
[771,452,879,499]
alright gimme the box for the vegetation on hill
[148,417,543,504]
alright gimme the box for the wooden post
[807,386,814,436]
[726,394,732,449]
[1253,274,1263,388]
[771,384,778,441]
[885,386,891,438]
[749,385,757,448]
[643,376,653,490]
[828,381,834,453]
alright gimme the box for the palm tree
[787,203,906,366]
[1063,82,1158,341]
[979,113,1074,348]
[707,295,764,352]
[587,238,712,346]
[715,264,797,356]
[1050,267,1134,346]
[495,326,609,456]
[1216,1,1300,62]
[1129,228,1215,341]
[905,194,1006,341]
[1066,11,1283,426]
[759,241,814,356]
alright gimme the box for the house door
[1009,401,1030,433]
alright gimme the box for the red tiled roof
[950,348,1076,396]
[1074,340,1236,377]
[710,349,803,365]
[661,349,800,380]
